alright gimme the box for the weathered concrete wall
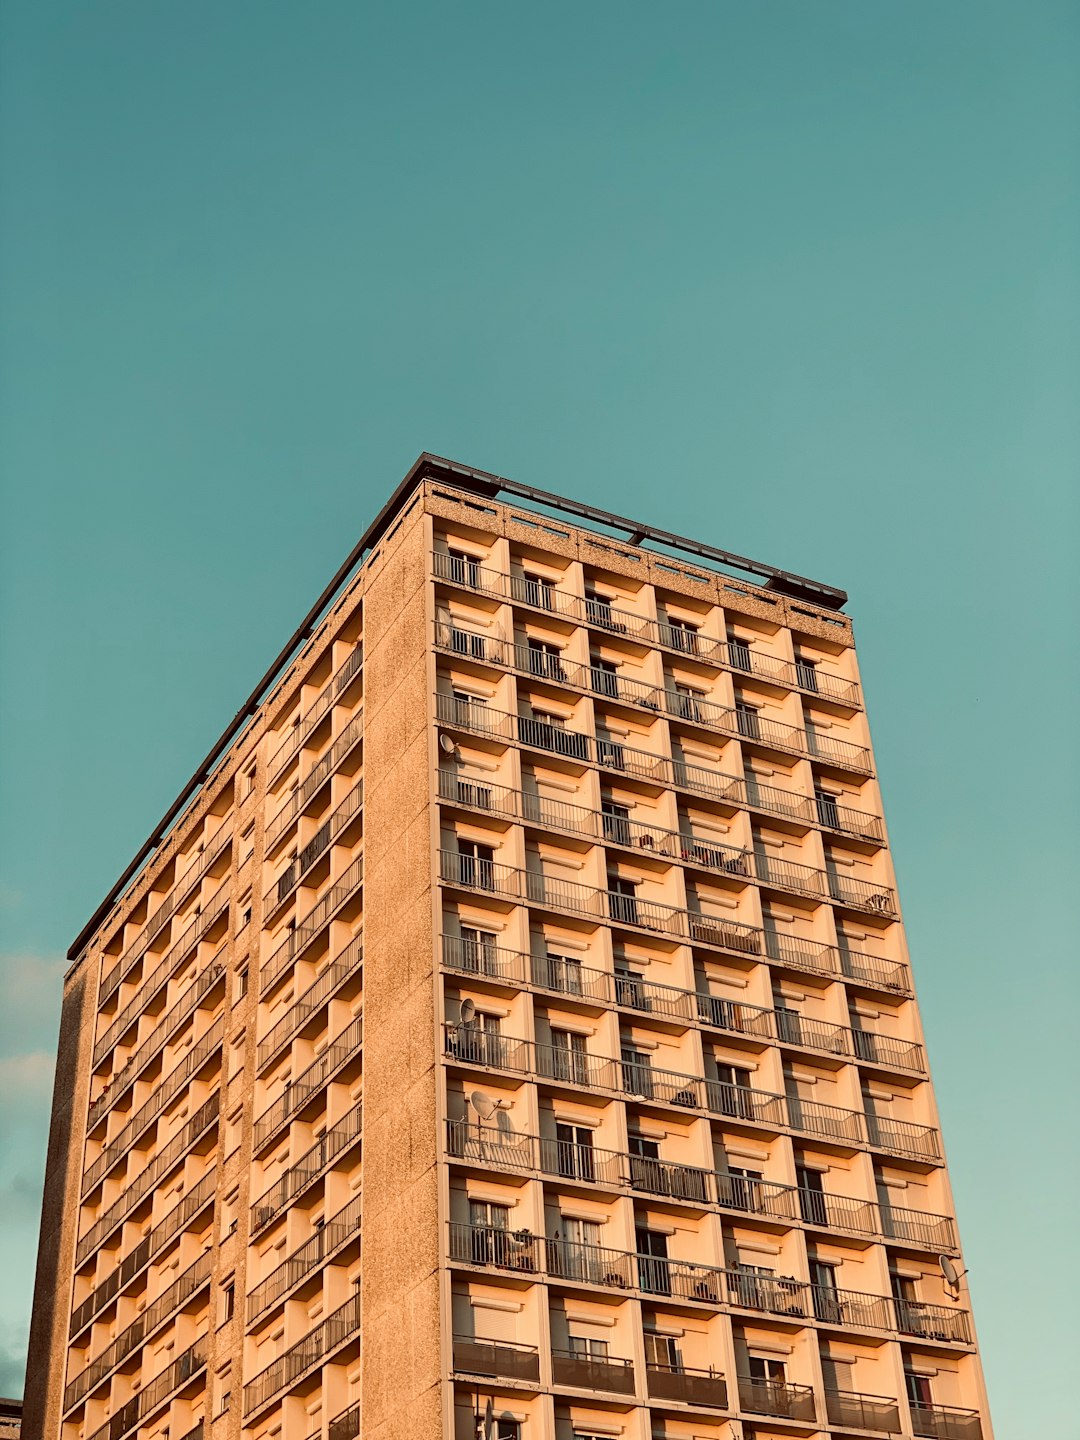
[360,504,442,1440]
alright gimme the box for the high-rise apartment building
[25,455,992,1440]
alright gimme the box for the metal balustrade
[810,1282,893,1329]
[645,1363,728,1407]
[445,1121,955,1251]
[84,1341,207,1440]
[98,885,230,1022]
[82,1018,225,1196]
[433,549,861,702]
[737,1374,817,1421]
[825,1389,902,1433]
[266,779,364,912]
[64,1250,213,1412]
[73,1097,219,1269]
[88,956,226,1127]
[866,1112,942,1161]
[70,1169,217,1337]
[910,1402,983,1439]
[265,716,364,853]
[894,1297,972,1343]
[553,1348,636,1393]
[251,1104,363,1234]
[102,828,233,996]
[257,936,363,1073]
[260,854,364,994]
[268,646,364,783]
[439,770,900,927]
[247,1194,361,1322]
[243,1293,361,1416]
[436,693,883,838]
[445,1030,935,1159]
[879,1202,957,1249]
[253,1014,363,1150]
[452,1336,541,1383]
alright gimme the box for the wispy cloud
[0,1315,28,1397]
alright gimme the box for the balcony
[251,1104,363,1234]
[810,1282,893,1330]
[552,1349,635,1394]
[243,1294,361,1417]
[825,1389,902,1433]
[452,1336,540,1384]
[893,1297,972,1344]
[431,552,860,704]
[737,1374,817,1421]
[910,1402,983,1440]
[265,715,364,855]
[645,1363,728,1408]
[260,854,364,995]
[247,1194,362,1322]
[252,1013,363,1152]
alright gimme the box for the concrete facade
[24,458,992,1440]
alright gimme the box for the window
[468,1199,511,1264]
[590,656,619,698]
[643,1330,681,1370]
[553,1121,595,1181]
[718,1164,763,1212]
[607,875,638,926]
[451,626,486,660]
[713,1062,754,1119]
[727,633,753,671]
[540,951,583,995]
[601,798,631,847]
[795,1164,827,1225]
[815,789,840,829]
[548,1028,589,1085]
[453,1009,503,1066]
[905,1371,934,1407]
[672,682,705,721]
[596,736,625,769]
[447,548,481,588]
[794,655,819,691]
[235,968,248,1001]
[456,839,495,890]
[665,617,699,653]
[568,1334,609,1359]
[614,961,646,1011]
[620,1044,653,1098]
[521,573,555,610]
[747,1355,786,1385]
[527,638,565,681]
[553,1217,602,1280]
[820,1354,853,1394]
[458,927,499,976]
[221,1281,235,1323]
[736,700,762,741]
[635,1227,671,1294]
[810,1260,841,1323]
[584,590,621,630]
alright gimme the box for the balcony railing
[445,1120,956,1255]
[910,1402,983,1440]
[432,552,861,703]
[894,1298,973,1344]
[71,1170,216,1339]
[88,956,226,1127]
[247,1193,362,1322]
[434,693,884,839]
[82,1017,224,1196]
[552,1349,635,1394]
[825,1389,902,1433]
[265,716,364,854]
[73,1096,219,1269]
[99,882,230,1010]
[452,1336,541,1383]
[84,1342,207,1440]
[243,1294,361,1416]
[737,1374,817,1421]
[268,646,363,783]
[445,1032,938,1160]
[265,779,364,913]
[260,855,364,995]
[645,1364,728,1408]
[64,1250,213,1412]
[257,935,363,1073]
[251,1104,363,1234]
[253,1014,363,1150]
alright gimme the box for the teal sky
[1,2,1077,1430]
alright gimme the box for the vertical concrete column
[360,507,442,1440]
[23,963,95,1440]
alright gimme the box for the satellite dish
[459,998,476,1025]
[939,1254,965,1288]
[470,1090,497,1119]
[483,1400,495,1440]
[439,734,458,755]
